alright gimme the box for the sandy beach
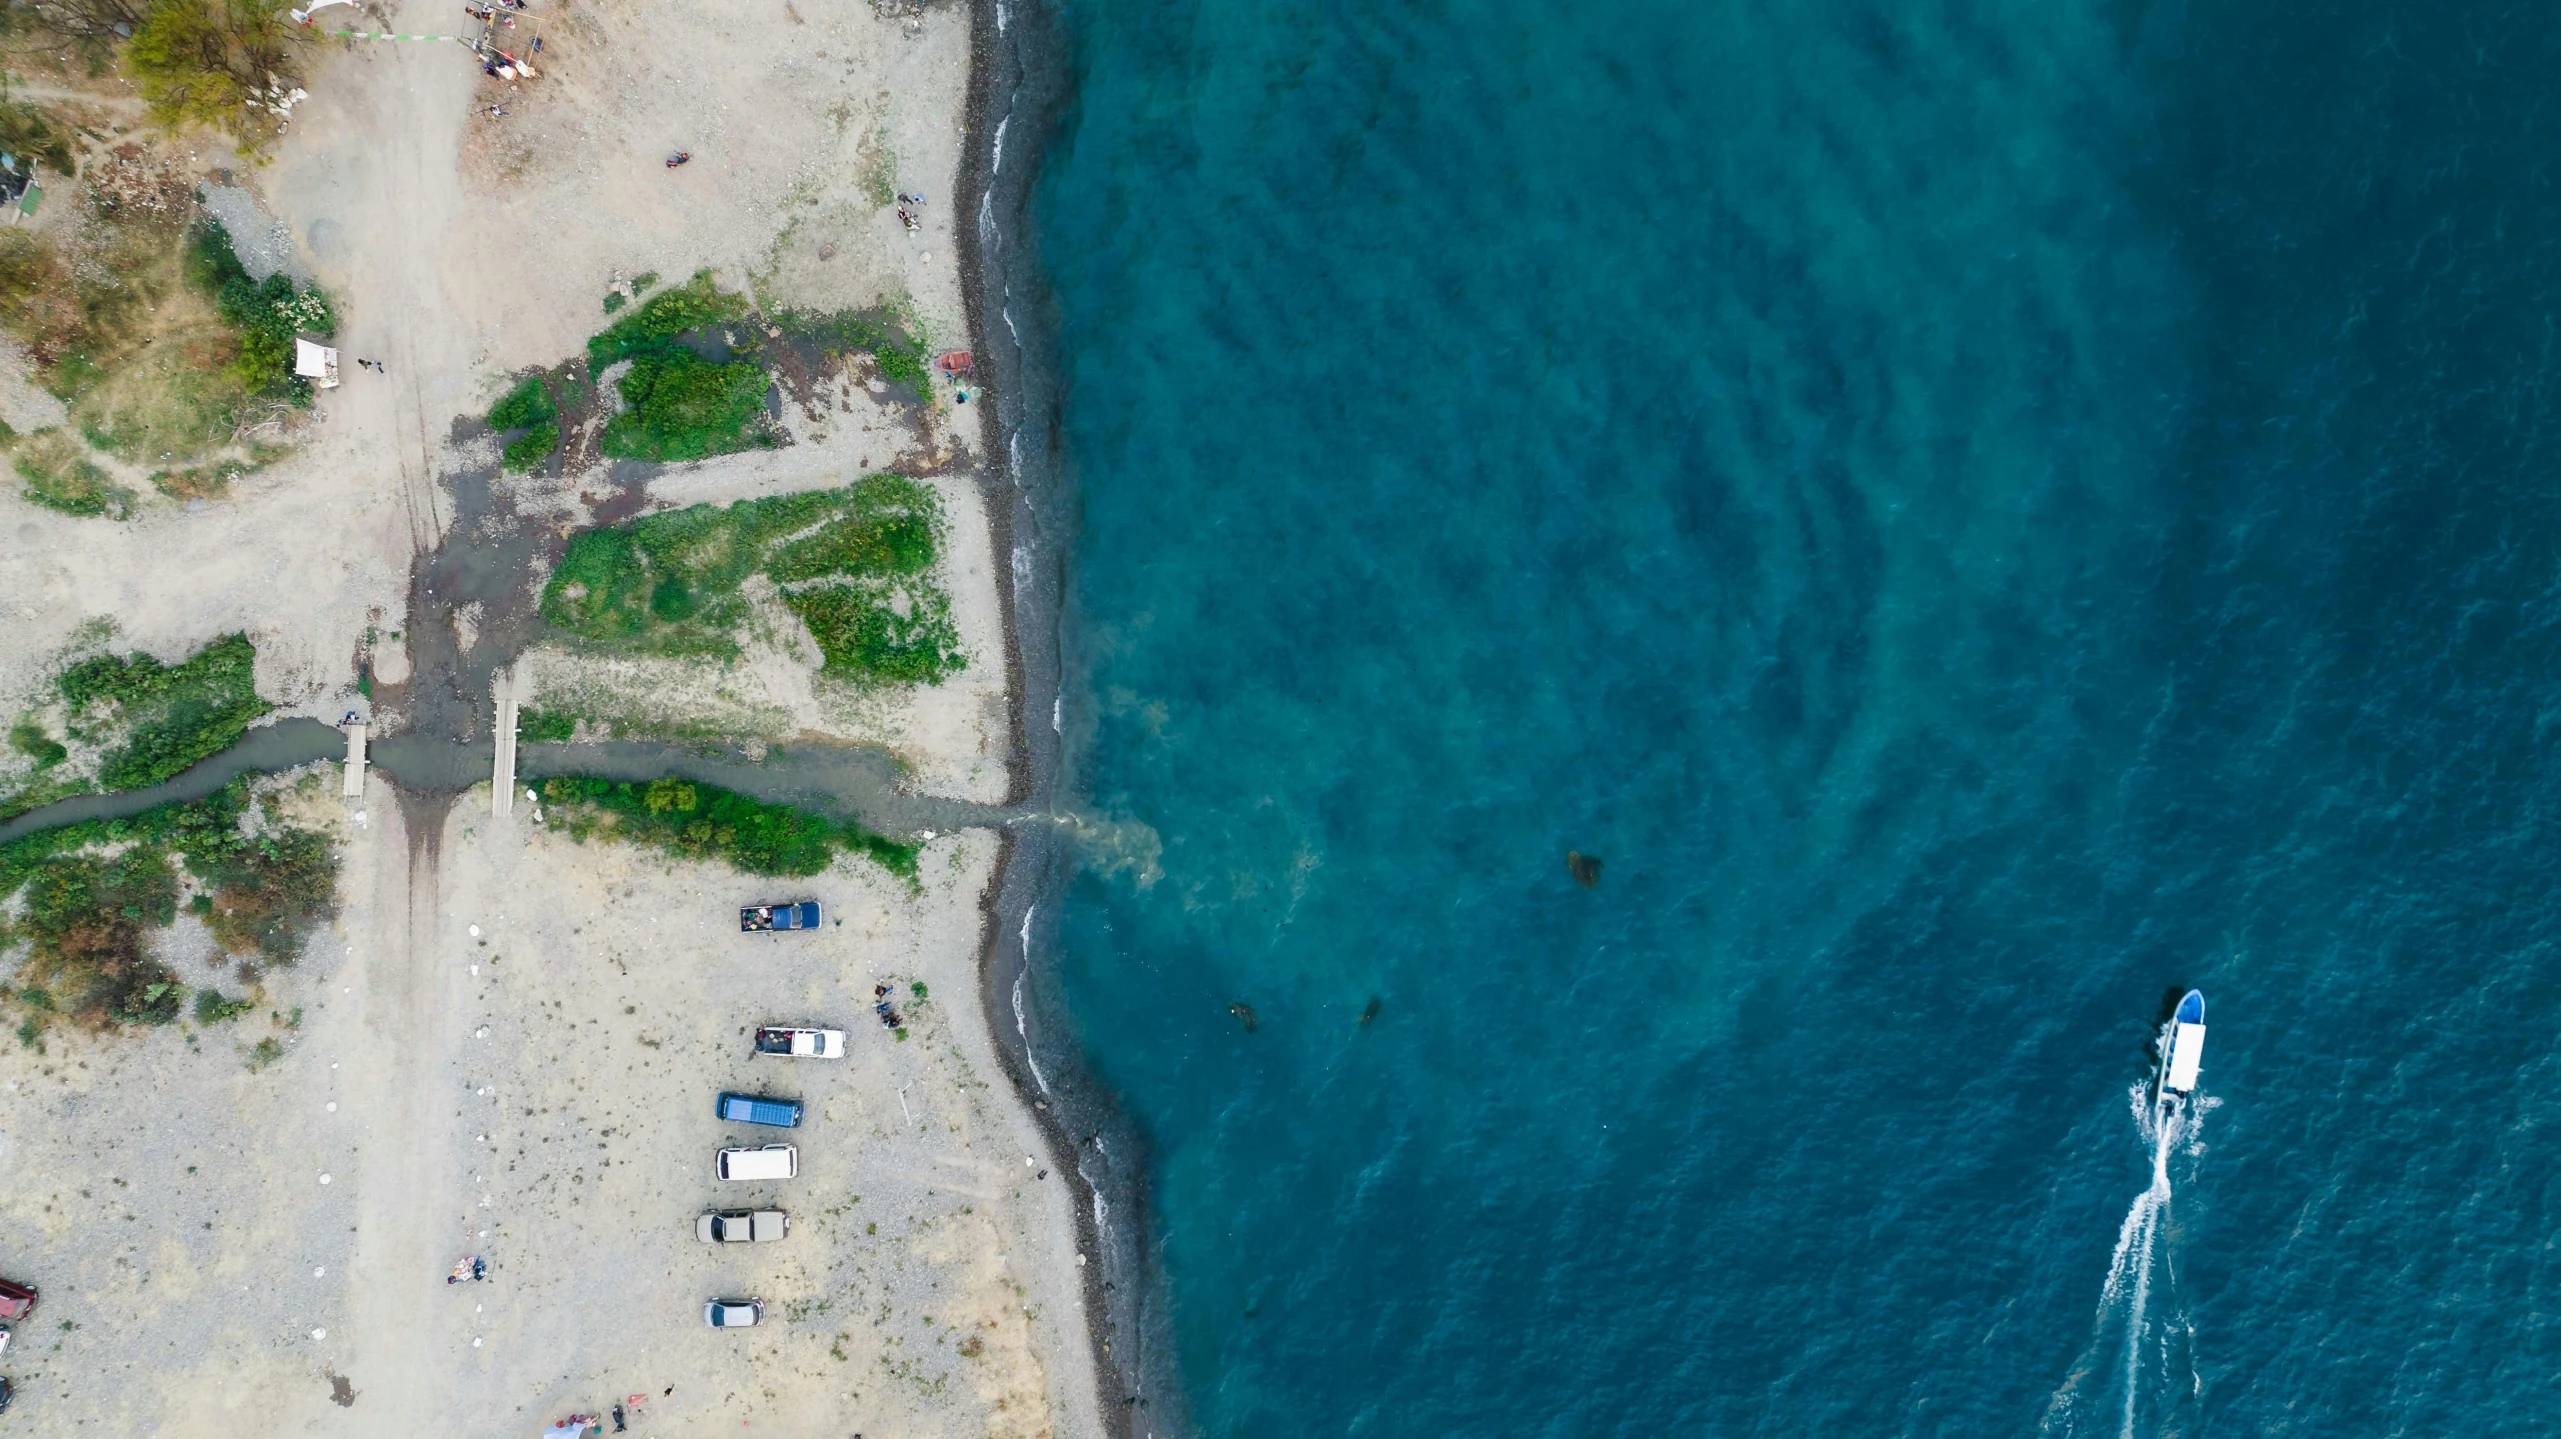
[0,0,1105,1431]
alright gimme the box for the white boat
[2155,990,2206,1111]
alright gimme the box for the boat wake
[2042,1081,2214,1439]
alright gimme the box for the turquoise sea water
[1034,0,2561,1432]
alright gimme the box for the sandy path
[334,798,453,1425]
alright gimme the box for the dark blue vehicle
[741,901,822,933]
[717,1092,804,1128]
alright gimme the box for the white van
[717,1144,798,1181]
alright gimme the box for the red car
[0,1278,35,1321]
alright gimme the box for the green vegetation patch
[601,348,774,462]
[538,775,918,880]
[771,306,931,392]
[488,375,557,431]
[540,476,964,684]
[9,722,67,770]
[185,219,336,400]
[586,270,750,371]
[0,779,339,1033]
[781,584,963,685]
[517,707,578,742]
[193,988,255,1024]
[502,422,560,472]
[58,632,271,792]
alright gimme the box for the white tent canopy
[294,338,340,388]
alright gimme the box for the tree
[124,0,301,139]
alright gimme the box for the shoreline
[956,0,1189,1434]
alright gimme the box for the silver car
[696,1209,788,1243]
[704,1297,762,1328]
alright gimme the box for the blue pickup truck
[741,901,821,933]
[717,1092,804,1128]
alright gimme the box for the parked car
[0,1375,13,1414]
[0,1278,35,1321]
[704,1298,763,1328]
[754,1026,845,1059]
[696,1209,788,1243]
[717,1092,803,1128]
[716,1144,798,1181]
[740,901,821,933]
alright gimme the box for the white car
[696,1209,788,1243]
[754,1026,845,1058]
[705,1298,762,1328]
[716,1144,797,1181]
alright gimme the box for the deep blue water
[1035,0,2561,1432]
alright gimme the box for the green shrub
[600,349,771,462]
[765,478,939,580]
[58,632,270,791]
[517,707,576,742]
[184,217,250,296]
[537,774,918,879]
[193,988,254,1024]
[118,980,183,1025]
[587,270,750,370]
[193,824,336,963]
[186,221,335,398]
[502,422,559,472]
[8,722,66,770]
[488,375,556,431]
[601,291,626,314]
[781,583,964,686]
[8,845,181,1028]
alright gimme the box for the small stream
[0,718,1016,848]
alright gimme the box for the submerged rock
[1229,1002,1259,1033]
[1567,851,1602,888]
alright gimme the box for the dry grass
[0,129,275,512]
[13,425,134,518]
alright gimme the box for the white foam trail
[2045,1052,2206,1439]
[1012,910,1052,1095]
[993,115,1009,175]
[2115,1118,2172,1439]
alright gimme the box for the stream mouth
[0,720,1016,847]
